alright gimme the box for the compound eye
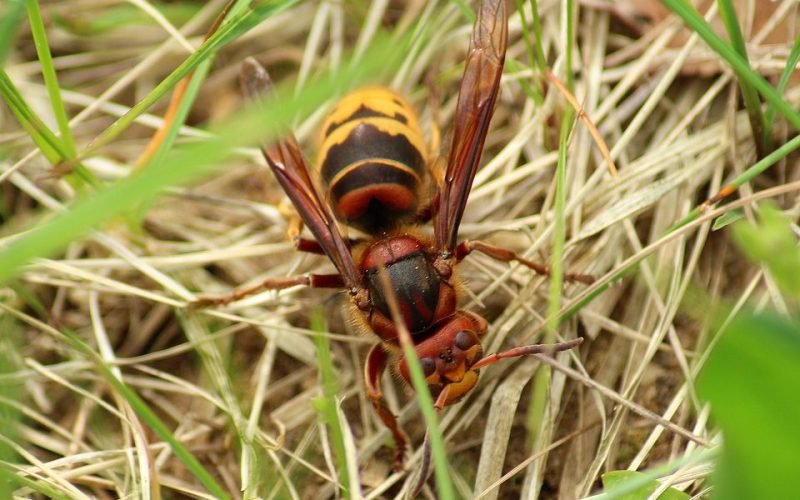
[419,357,436,377]
[454,330,478,351]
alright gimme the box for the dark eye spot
[420,357,436,377]
[455,331,477,351]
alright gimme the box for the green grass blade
[53,3,198,35]
[601,470,689,499]
[136,0,253,175]
[145,60,212,172]
[0,462,72,500]
[0,303,230,498]
[310,310,351,497]
[0,317,23,500]
[81,0,298,159]
[661,0,800,131]
[0,70,64,164]
[545,110,573,332]
[0,70,98,188]
[450,0,476,23]
[0,0,25,66]
[528,0,547,72]
[669,132,800,231]
[513,0,544,104]
[400,340,455,499]
[58,327,230,498]
[764,35,800,140]
[0,30,409,285]
[716,0,768,156]
[528,0,576,480]
[26,0,77,158]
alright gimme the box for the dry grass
[2,0,799,498]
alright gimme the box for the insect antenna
[470,337,583,371]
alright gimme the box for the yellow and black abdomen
[317,87,427,234]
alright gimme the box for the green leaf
[601,470,689,500]
[698,311,800,500]
[732,203,800,300]
[711,209,744,231]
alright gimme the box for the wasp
[200,0,590,466]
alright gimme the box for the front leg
[365,344,409,470]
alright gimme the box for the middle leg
[455,240,594,285]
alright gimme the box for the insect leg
[190,273,345,308]
[455,240,595,285]
[365,344,409,470]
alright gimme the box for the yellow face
[432,369,480,406]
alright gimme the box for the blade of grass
[135,0,250,171]
[26,0,77,158]
[555,179,800,330]
[717,0,769,157]
[81,0,299,159]
[370,261,453,498]
[0,0,24,66]
[527,0,547,72]
[0,70,98,188]
[764,35,800,141]
[0,316,22,500]
[0,462,72,500]
[514,0,543,104]
[146,61,211,172]
[52,3,198,35]
[450,0,476,23]
[310,309,351,497]
[0,29,411,283]
[0,303,230,498]
[546,110,573,333]
[527,0,576,492]
[661,0,800,131]
[669,132,800,230]
[0,71,68,164]
[379,275,455,500]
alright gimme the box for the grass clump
[1,0,799,497]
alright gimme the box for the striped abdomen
[317,87,427,234]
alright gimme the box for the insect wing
[435,0,508,253]
[241,58,361,289]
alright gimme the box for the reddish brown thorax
[359,234,457,342]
